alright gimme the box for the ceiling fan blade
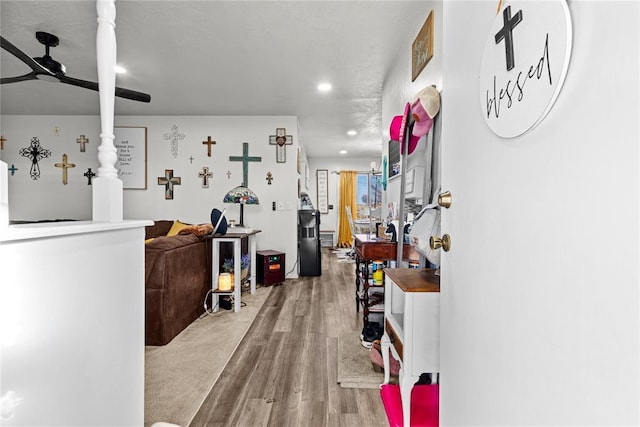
[0,35,53,76]
[1,71,38,84]
[58,74,151,103]
[57,74,98,91]
[115,86,151,103]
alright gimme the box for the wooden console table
[210,229,261,312]
[353,234,420,324]
[381,268,440,427]
[353,234,419,262]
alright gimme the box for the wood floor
[189,249,388,427]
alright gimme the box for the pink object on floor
[380,384,439,427]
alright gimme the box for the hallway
[190,249,387,426]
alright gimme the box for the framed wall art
[412,10,434,82]
[114,126,147,189]
[316,169,329,214]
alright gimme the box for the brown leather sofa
[144,220,212,345]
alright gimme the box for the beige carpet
[337,329,385,389]
[145,286,272,427]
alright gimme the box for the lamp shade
[223,186,260,205]
[223,186,259,227]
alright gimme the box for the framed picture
[316,169,329,214]
[114,126,147,189]
[412,10,434,82]
[297,147,302,174]
[388,140,401,179]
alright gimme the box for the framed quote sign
[412,10,434,81]
[114,126,147,189]
[316,169,329,214]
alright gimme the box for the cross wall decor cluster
[2,125,292,197]
[155,126,292,200]
[2,132,97,185]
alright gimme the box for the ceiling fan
[0,31,151,103]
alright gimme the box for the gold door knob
[430,234,451,252]
[438,191,452,208]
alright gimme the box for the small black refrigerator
[298,209,322,276]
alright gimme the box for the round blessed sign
[479,0,572,138]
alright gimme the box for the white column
[92,0,123,222]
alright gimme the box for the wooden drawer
[385,318,404,361]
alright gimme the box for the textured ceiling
[0,0,430,158]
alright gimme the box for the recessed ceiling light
[339,150,347,155]
[114,65,127,74]
[317,82,332,92]
[347,130,357,136]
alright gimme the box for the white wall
[381,1,443,214]
[439,1,639,425]
[0,225,146,426]
[0,115,301,276]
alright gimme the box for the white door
[438,1,639,425]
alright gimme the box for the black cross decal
[84,168,96,185]
[158,169,182,200]
[8,164,18,176]
[19,137,51,180]
[495,5,523,72]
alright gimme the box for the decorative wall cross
[189,156,194,164]
[157,169,182,200]
[266,171,273,185]
[8,164,18,176]
[229,142,261,187]
[76,134,89,152]
[495,5,523,71]
[54,153,76,185]
[226,170,232,179]
[198,166,213,188]
[84,168,96,185]
[19,137,51,180]
[202,136,216,157]
[163,125,185,158]
[269,128,293,163]
[0,135,6,150]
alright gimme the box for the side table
[210,229,261,312]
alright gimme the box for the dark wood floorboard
[189,249,387,427]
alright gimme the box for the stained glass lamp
[223,185,259,227]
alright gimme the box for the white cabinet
[404,166,425,199]
[381,268,440,427]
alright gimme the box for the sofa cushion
[167,220,192,236]
[145,220,174,239]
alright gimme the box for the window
[356,173,383,223]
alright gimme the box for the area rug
[337,329,384,389]
[144,285,272,427]
[332,248,354,263]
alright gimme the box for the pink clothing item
[411,86,441,137]
[389,102,420,155]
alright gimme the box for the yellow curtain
[337,170,357,248]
